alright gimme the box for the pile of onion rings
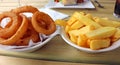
[0,6,56,46]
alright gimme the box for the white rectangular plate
[45,0,95,9]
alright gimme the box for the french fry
[71,20,84,29]
[79,12,86,15]
[77,34,88,47]
[68,30,79,36]
[112,28,120,42]
[67,12,80,26]
[85,13,93,19]
[65,25,72,33]
[90,38,111,50]
[78,25,95,34]
[68,25,95,37]
[68,31,78,43]
[67,17,77,26]
[94,17,120,27]
[55,19,67,27]
[76,12,101,29]
[85,27,116,39]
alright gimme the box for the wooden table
[0,0,119,65]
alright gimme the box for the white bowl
[0,26,60,52]
[60,27,120,53]
[0,12,61,52]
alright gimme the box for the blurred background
[0,0,48,12]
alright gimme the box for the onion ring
[11,6,39,14]
[14,18,40,46]
[28,23,40,43]
[0,14,28,45]
[15,31,40,46]
[31,11,56,35]
[15,36,31,46]
[27,19,40,43]
[0,12,21,38]
[0,6,56,46]
[15,28,40,46]
[14,29,31,46]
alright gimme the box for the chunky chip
[85,27,116,39]
[89,39,111,50]
[94,17,120,27]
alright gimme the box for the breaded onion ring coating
[0,12,21,38]
[15,37,31,46]
[28,21,40,43]
[31,11,56,35]
[14,29,31,46]
[15,22,40,46]
[11,5,39,14]
[0,14,28,45]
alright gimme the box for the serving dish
[0,26,60,52]
[60,27,120,53]
[45,0,95,9]
[0,11,61,52]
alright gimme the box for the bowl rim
[0,26,60,52]
[60,27,120,53]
